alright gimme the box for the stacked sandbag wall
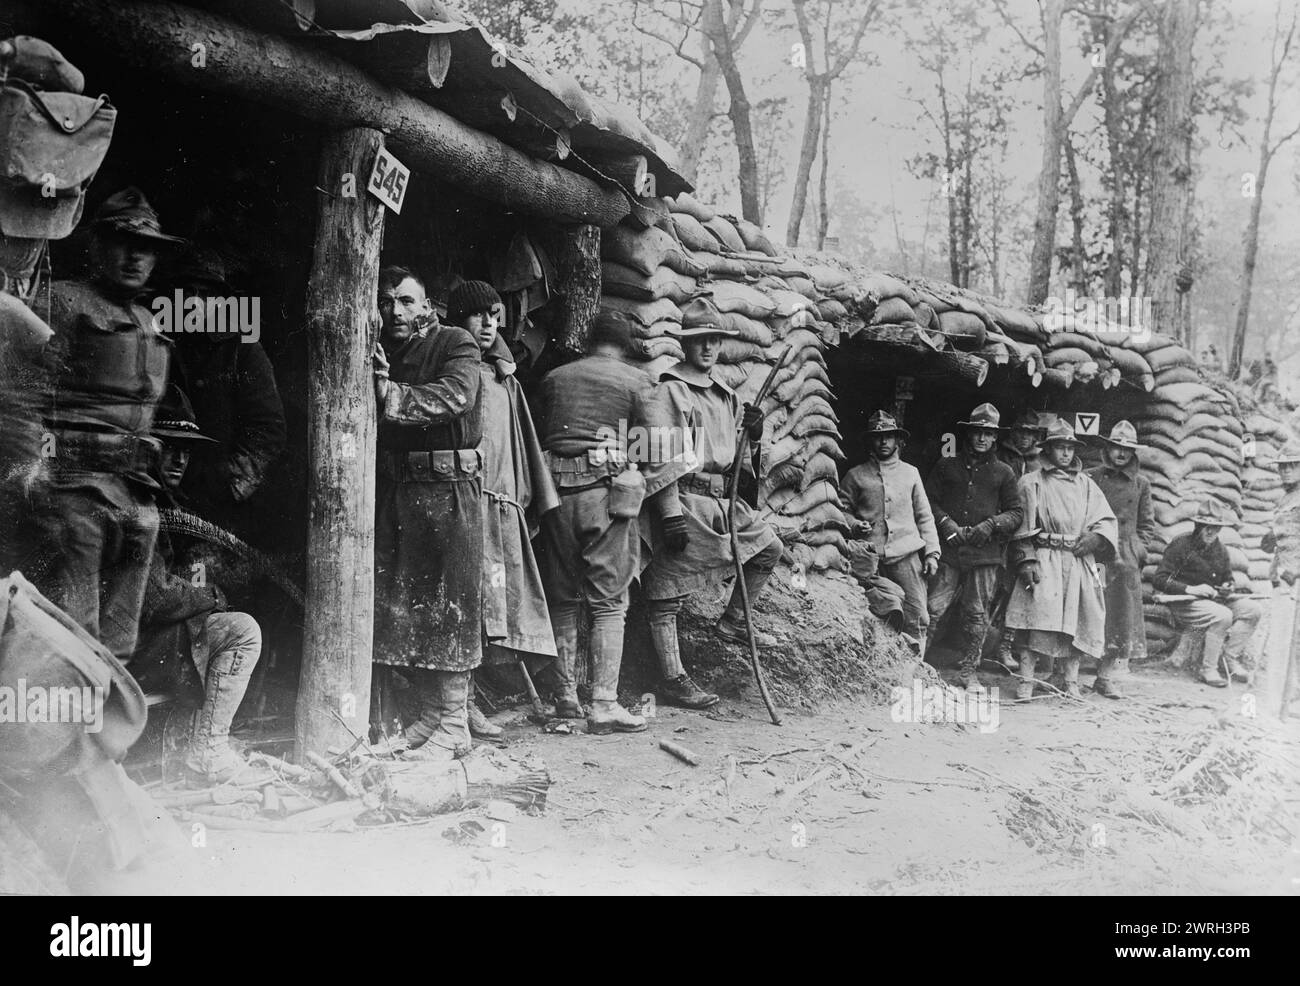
[596,192,857,575]
[1242,410,1298,588]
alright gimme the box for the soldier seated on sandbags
[132,386,270,785]
[1153,499,1261,688]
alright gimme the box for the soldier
[838,410,940,651]
[640,302,782,710]
[460,280,559,740]
[998,409,1047,479]
[133,387,270,785]
[167,246,286,539]
[1153,500,1260,688]
[372,266,483,761]
[1005,419,1118,700]
[1265,442,1300,708]
[40,188,183,661]
[924,403,1024,689]
[535,312,651,735]
[1086,420,1155,699]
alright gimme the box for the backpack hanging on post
[0,38,115,240]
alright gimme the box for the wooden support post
[296,127,385,761]
[538,224,601,355]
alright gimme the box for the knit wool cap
[446,280,502,325]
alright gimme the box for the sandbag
[793,414,841,440]
[786,275,818,300]
[715,310,774,346]
[937,310,987,348]
[628,335,684,362]
[694,252,750,279]
[801,451,840,490]
[601,262,698,303]
[816,297,848,321]
[858,272,919,306]
[870,296,918,325]
[602,223,705,278]
[598,294,681,327]
[777,479,839,516]
[767,289,818,319]
[807,264,849,291]
[670,212,717,253]
[1043,346,1093,368]
[704,280,777,319]
[1144,345,1197,373]
[703,216,747,253]
[1154,365,1201,386]
[716,338,768,364]
[805,432,845,462]
[667,191,714,223]
[810,543,849,573]
[735,218,777,256]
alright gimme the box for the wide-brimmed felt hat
[1191,499,1234,527]
[1041,418,1084,447]
[865,409,909,439]
[91,187,185,245]
[1099,419,1145,451]
[665,296,738,339]
[957,402,1002,430]
[1276,441,1300,464]
[152,385,216,444]
[1007,409,1048,434]
[172,244,230,291]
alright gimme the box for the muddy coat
[1005,462,1118,659]
[478,342,558,658]
[639,363,780,599]
[1087,456,1154,658]
[374,325,483,672]
[924,449,1023,568]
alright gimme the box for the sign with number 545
[368,148,410,214]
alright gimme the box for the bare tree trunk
[1143,0,1197,342]
[1065,135,1088,296]
[816,81,833,249]
[1026,0,1064,304]
[705,0,763,223]
[679,40,721,183]
[1100,15,1126,298]
[786,78,827,246]
[1230,7,1299,377]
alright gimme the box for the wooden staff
[726,346,793,727]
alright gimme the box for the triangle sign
[1075,413,1100,435]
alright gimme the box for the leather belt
[680,472,730,498]
[380,448,482,482]
[1032,532,1079,550]
[545,449,623,492]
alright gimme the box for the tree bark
[1143,0,1197,342]
[1026,0,1064,305]
[787,78,827,246]
[1230,8,1299,377]
[1064,135,1088,295]
[815,80,833,249]
[45,0,631,226]
[705,0,763,223]
[537,224,601,355]
[1100,13,1126,298]
[297,127,384,761]
[679,36,721,183]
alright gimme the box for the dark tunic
[174,333,286,528]
[374,326,483,672]
[1087,456,1155,659]
[924,450,1023,568]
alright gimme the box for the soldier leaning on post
[923,403,1024,690]
[838,410,940,652]
[639,299,783,711]
[372,266,483,761]
[1086,420,1155,699]
[535,311,654,735]
[1004,418,1118,700]
[40,188,185,662]
[1153,499,1261,688]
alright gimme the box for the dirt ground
[127,634,1300,896]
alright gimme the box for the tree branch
[1061,0,1149,129]
[992,0,1044,58]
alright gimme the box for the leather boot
[587,699,646,735]
[1093,656,1126,699]
[185,631,271,785]
[407,670,471,757]
[550,603,584,718]
[1061,655,1083,699]
[1015,651,1037,701]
